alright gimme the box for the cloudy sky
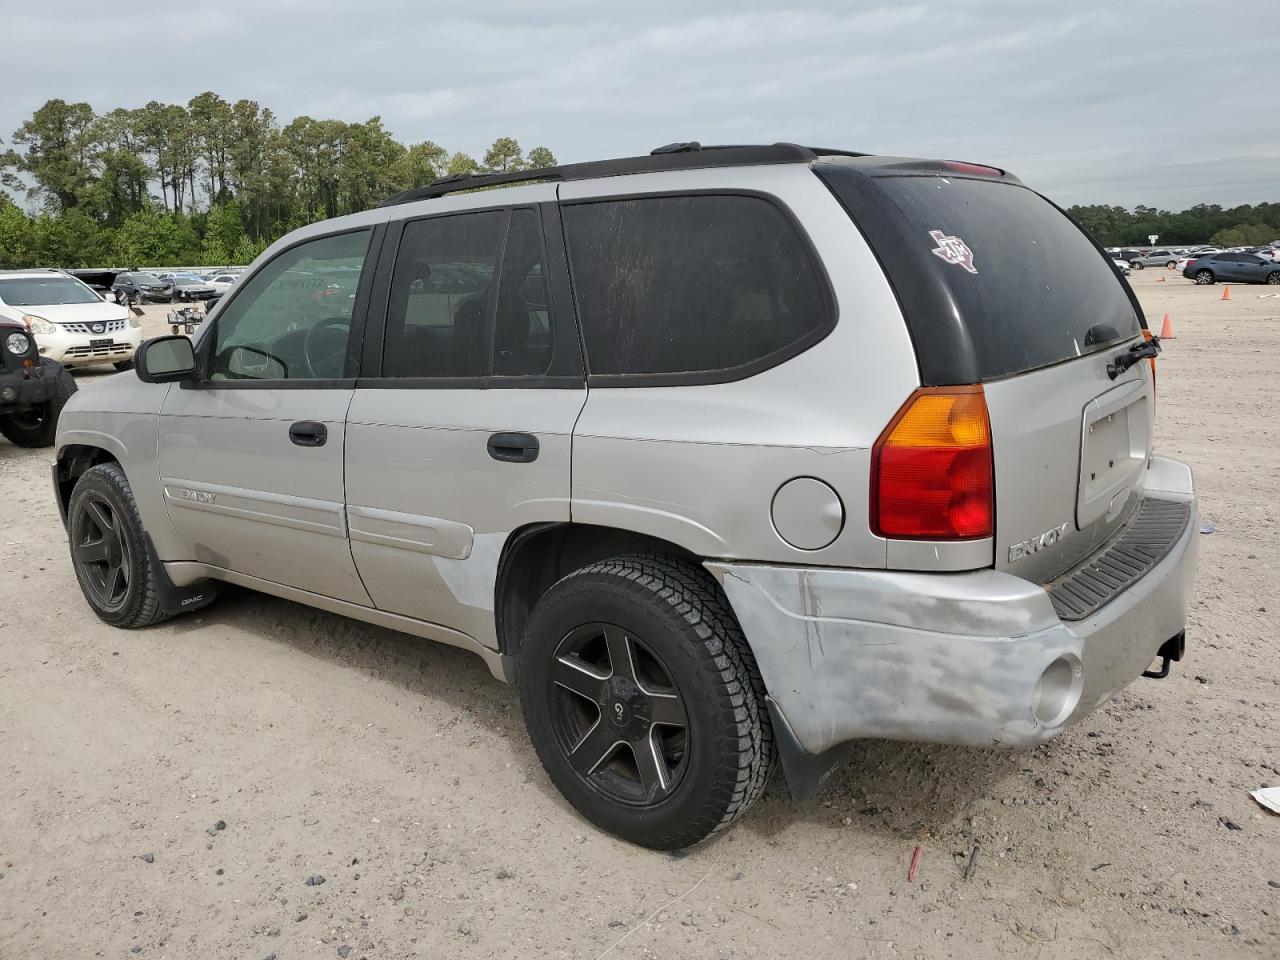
[4,1,1274,209]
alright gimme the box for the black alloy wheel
[518,555,775,850]
[548,622,689,805]
[66,463,174,627]
[73,492,132,610]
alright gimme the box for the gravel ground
[1,273,1277,959]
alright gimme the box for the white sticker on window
[928,229,978,274]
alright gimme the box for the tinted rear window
[819,168,1141,381]
[562,195,833,379]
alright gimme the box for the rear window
[562,195,833,380]
[819,167,1141,381]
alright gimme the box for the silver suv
[52,143,1198,849]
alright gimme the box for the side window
[494,209,554,376]
[210,230,370,381]
[562,195,831,378]
[382,208,556,379]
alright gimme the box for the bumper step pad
[1046,498,1192,621]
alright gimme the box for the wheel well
[54,445,119,521]
[494,523,701,656]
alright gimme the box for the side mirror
[136,335,197,383]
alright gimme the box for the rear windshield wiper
[1107,337,1161,380]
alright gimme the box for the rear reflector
[871,386,994,540]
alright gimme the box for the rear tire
[517,555,774,849]
[0,361,76,448]
[1195,269,1215,285]
[67,463,172,628]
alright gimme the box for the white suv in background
[0,270,143,370]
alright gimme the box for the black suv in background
[112,272,174,303]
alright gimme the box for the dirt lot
[1,274,1277,959]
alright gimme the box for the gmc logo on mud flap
[1008,522,1069,563]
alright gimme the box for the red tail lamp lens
[871,387,994,540]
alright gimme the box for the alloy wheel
[548,622,689,805]
[73,493,131,608]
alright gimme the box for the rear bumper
[708,455,1198,757]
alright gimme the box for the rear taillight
[871,386,994,540]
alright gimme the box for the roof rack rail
[379,142,869,207]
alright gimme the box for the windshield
[0,277,101,306]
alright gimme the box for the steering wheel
[302,317,351,378]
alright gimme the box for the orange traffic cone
[1160,313,1175,339]
[1221,285,1231,301]
[1158,276,1166,282]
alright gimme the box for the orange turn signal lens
[871,386,994,540]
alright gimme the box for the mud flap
[767,697,853,801]
[144,535,218,616]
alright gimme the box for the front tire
[1267,271,1280,285]
[518,555,774,849]
[1132,261,1144,270]
[1195,269,1215,284]
[0,361,76,448]
[67,463,172,628]
[113,359,135,372]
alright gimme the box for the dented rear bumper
[707,456,1198,768]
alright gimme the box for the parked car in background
[1182,252,1280,285]
[1111,258,1131,276]
[1128,250,1179,270]
[0,313,77,447]
[53,143,1196,850]
[113,272,174,303]
[1111,249,1143,262]
[172,277,218,301]
[0,270,143,370]
[205,273,239,294]
[1174,252,1217,272]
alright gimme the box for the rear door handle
[487,431,539,463]
[289,421,328,447]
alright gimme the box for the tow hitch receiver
[1142,631,1186,679]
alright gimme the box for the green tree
[526,145,556,169]
[113,208,194,265]
[393,140,448,189]
[0,202,37,268]
[1211,223,1276,247]
[189,91,234,203]
[201,201,244,264]
[4,99,100,210]
[482,137,524,173]
[446,151,480,176]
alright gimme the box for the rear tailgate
[817,159,1152,578]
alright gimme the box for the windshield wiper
[1107,337,1160,380]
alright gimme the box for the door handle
[487,431,539,463]
[289,421,328,447]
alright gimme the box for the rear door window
[562,194,833,380]
[818,167,1142,382]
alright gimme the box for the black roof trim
[379,142,871,206]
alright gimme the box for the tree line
[1063,202,1279,248]
[0,95,555,268]
[2,95,1277,269]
